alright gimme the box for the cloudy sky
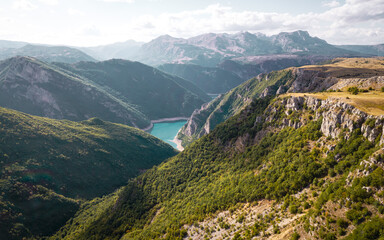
[0,0,383,46]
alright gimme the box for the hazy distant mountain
[131,30,363,66]
[0,56,209,129]
[158,63,244,94]
[79,40,143,60]
[0,44,96,63]
[0,40,27,49]
[337,44,384,56]
[218,55,333,80]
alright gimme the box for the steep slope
[52,85,384,240]
[0,106,177,240]
[158,63,244,94]
[177,58,384,147]
[0,56,150,128]
[55,59,210,121]
[0,57,209,129]
[0,44,96,63]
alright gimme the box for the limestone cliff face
[287,68,338,93]
[272,96,383,144]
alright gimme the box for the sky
[0,0,383,46]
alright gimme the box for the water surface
[150,120,187,149]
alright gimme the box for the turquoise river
[150,120,187,149]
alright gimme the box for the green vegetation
[55,59,210,120]
[177,69,294,147]
[55,97,332,239]
[0,106,177,240]
[0,57,209,130]
[348,87,359,95]
[158,63,244,94]
[345,217,384,240]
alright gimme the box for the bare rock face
[279,96,384,144]
[260,86,275,98]
[319,100,365,139]
[288,68,338,93]
[183,105,208,137]
[330,76,384,91]
[276,85,287,95]
[362,122,382,142]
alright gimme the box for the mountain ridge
[0,56,209,129]
[132,30,367,66]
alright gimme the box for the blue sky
[0,0,382,46]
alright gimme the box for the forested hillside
[52,81,384,239]
[0,107,177,240]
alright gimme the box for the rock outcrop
[272,96,383,144]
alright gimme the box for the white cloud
[37,0,59,5]
[322,0,340,8]
[99,0,135,3]
[4,0,384,46]
[123,1,384,45]
[12,0,37,11]
[67,8,85,16]
[82,25,101,36]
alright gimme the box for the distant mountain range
[129,31,370,67]
[1,31,382,67]
[0,44,96,63]
[0,56,209,129]
[78,40,143,61]
[337,44,384,56]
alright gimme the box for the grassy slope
[283,91,384,116]
[0,106,177,239]
[299,57,384,78]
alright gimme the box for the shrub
[291,231,300,240]
[348,87,359,95]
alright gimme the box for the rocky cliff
[177,58,384,148]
